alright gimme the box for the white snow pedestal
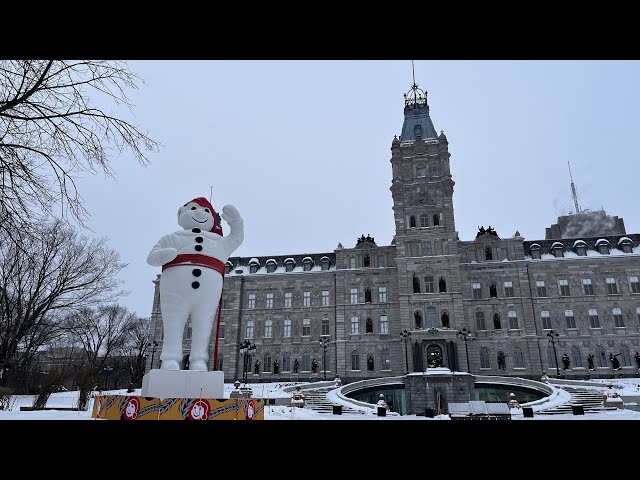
[141,369,224,399]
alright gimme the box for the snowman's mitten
[221,204,242,225]
[151,247,178,266]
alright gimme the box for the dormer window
[320,256,331,271]
[573,240,587,256]
[618,237,633,254]
[551,242,564,258]
[530,244,541,260]
[414,124,423,138]
[596,239,610,255]
[224,261,233,275]
[416,163,426,177]
[284,258,296,272]
[248,258,260,274]
[266,259,277,273]
[302,257,313,271]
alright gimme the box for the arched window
[530,244,541,260]
[413,276,421,293]
[441,312,450,328]
[266,259,277,273]
[420,214,429,228]
[416,164,426,177]
[249,259,260,274]
[571,346,583,368]
[426,305,437,328]
[285,258,296,272]
[439,277,447,293]
[619,238,633,253]
[433,214,440,226]
[485,247,493,261]
[351,350,360,370]
[381,349,390,370]
[414,124,423,137]
[410,216,416,228]
[596,239,610,255]
[551,242,564,258]
[493,313,501,330]
[263,352,272,373]
[264,319,272,338]
[475,311,486,330]
[480,347,490,369]
[363,254,370,267]
[513,346,524,368]
[283,352,291,372]
[303,257,313,271]
[620,345,631,367]
[595,345,607,367]
[365,288,372,303]
[320,256,331,270]
[489,283,497,298]
[367,354,375,371]
[302,351,310,371]
[366,317,373,334]
[414,311,423,329]
[224,261,233,274]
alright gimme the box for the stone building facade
[146,82,640,382]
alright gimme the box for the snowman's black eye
[204,208,210,213]
[191,206,196,210]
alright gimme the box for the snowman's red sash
[161,254,225,276]
[161,253,225,370]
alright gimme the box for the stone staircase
[300,387,367,415]
[536,387,616,415]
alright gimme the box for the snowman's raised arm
[220,204,244,256]
[147,234,179,267]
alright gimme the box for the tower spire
[404,60,427,107]
[568,161,581,214]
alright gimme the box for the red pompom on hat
[184,197,223,236]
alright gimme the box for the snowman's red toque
[184,197,223,236]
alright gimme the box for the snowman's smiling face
[178,202,215,231]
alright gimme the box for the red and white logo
[188,399,210,420]
[123,397,140,420]
[246,399,255,420]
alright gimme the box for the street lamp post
[457,327,472,373]
[319,335,330,381]
[239,339,257,385]
[148,341,159,369]
[400,329,411,374]
[547,330,560,378]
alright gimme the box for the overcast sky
[74,60,640,318]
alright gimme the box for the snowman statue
[147,197,243,373]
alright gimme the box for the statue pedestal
[141,369,224,399]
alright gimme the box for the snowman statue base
[141,369,224,399]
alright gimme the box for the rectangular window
[565,309,576,329]
[284,319,292,337]
[284,292,292,308]
[467,250,476,262]
[612,308,624,327]
[246,321,254,339]
[498,247,508,261]
[503,281,514,298]
[378,254,385,267]
[302,318,311,336]
[349,257,356,269]
[378,286,388,303]
[322,290,330,306]
[606,277,618,294]
[472,282,482,300]
[266,293,274,308]
[475,311,486,331]
[350,288,358,304]
[321,318,330,336]
[350,316,359,335]
[508,311,519,329]
[588,308,600,328]
[264,321,272,338]
[536,280,547,297]
[630,276,640,294]
[379,315,389,334]
[303,291,311,307]
[420,241,432,256]
[541,310,552,330]
[220,322,225,339]
[582,278,594,296]
[425,276,435,294]
[248,293,256,309]
[559,279,570,297]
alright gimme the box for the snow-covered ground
[1,378,640,420]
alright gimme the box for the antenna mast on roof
[568,161,581,214]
